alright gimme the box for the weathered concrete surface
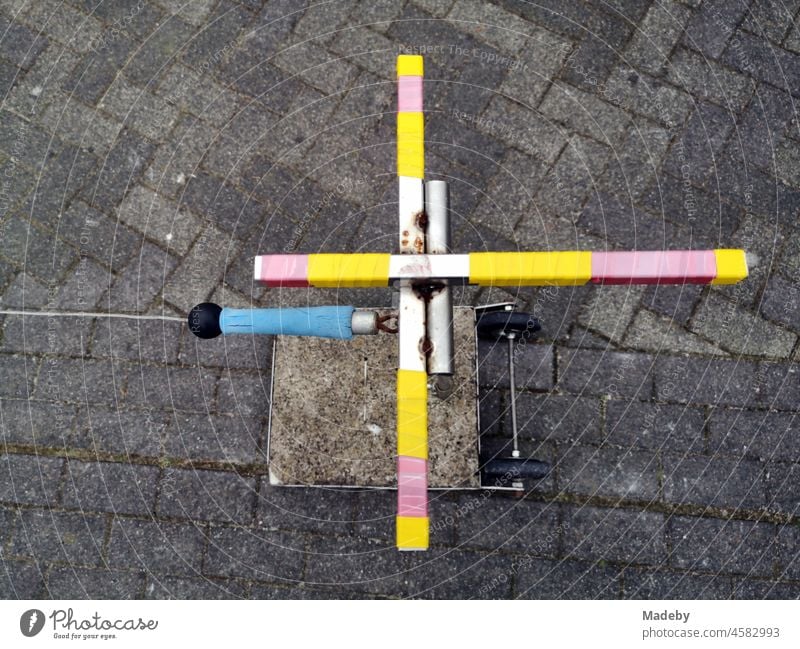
[270,307,479,488]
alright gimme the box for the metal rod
[507,334,519,457]
[425,180,454,380]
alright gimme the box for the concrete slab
[268,307,480,488]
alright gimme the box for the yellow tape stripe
[469,251,593,286]
[711,249,748,285]
[397,369,427,459]
[396,515,429,550]
[306,253,391,288]
[397,111,424,178]
[397,54,424,77]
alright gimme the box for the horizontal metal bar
[254,250,749,287]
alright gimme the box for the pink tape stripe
[397,455,428,517]
[397,75,423,112]
[256,254,310,287]
[591,250,717,285]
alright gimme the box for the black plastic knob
[188,302,222,339]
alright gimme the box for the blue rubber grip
[219,306,354,339]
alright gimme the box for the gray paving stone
[534,136,611,221]
[180,171,264,238]
[0,560,45,598]
[108,517,206,576]
[515,556,623,599]
[641,283,703,325]
[0,399,77,448]
[759,362,800,412]
[668,515,776,577]
[61,35,136,106]
[33,358,124,404]
[45,567,144,599]
[481,95,566,163]
[0,453,63,506]
[49,257,109,310]
[708,407,799,462]
[603,122,673,200]
[625,0,692,77]
[99,76,181,142]
[765,461,800,516]
[604,65,693,128]
[625,309,727,356]
[164,412,262,464]
[662,453,768,509]
[145,574,247,599]
[0,14,47,68]
[578,191,693,250]
[0,354,35,398]
[40,96,121,155]
[663,101,736,186]
[1,271,50,308]
[579,285,642,343]
[691,291,796,358]
[513,393,601,444]
[453,494,561,555]
[162,224,234,308]
[125,16,196,86]
[71,406,166,458]
[775,525,800,580]
[256,483,356,536]
[0,505,17,546]
[557,443,660,501]
[80,129,156,216]
[216,371,271,418]
[722,30,800,95]
[91,316,182,364]
[760,274,800,332]
[181,0,251,73]
[623,569,733,599]
[405,548,514,599]
[62,460,159,515]
[1,314,90,356]
[11,508,107,566]
[20,2,103,54]
[447,0,541,54]
[205,526,305,582]
[559,9,632,93]
[124,364,218,412]
[606,399,706,453]
[158,467,256,524]
[273,39,359,96]
[562,505,666,564]
[683,0,748,59]
[557,348,654,399]
[654,357,761,407]
[744,0,799,43]
[0,214,78,282]
[666,47,754,112]
[732,578,800,599]
[104,241,179,312]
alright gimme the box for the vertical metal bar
[396,54,429,551]
[425,180,454,381]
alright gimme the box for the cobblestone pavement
[1,0,799,600]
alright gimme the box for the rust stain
[414,210,428,231]
[413,236,424,254]
[411,280,446,302]
[419,337,433,357]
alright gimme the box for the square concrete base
[268,307,480,488]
